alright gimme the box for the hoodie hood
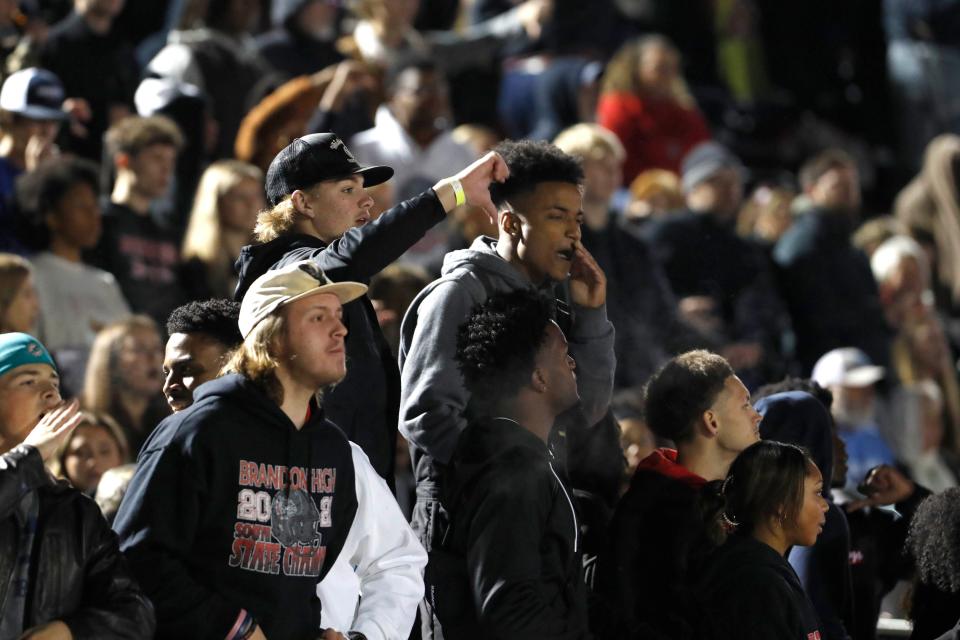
[636,448,707,489]
[440,236,538,291]
[191,372,327,435]
[755,391,834,499]
[233,234,326,301]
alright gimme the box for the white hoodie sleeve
[325,443,426,640]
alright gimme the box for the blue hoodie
[755,391,853,640]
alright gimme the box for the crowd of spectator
[4,0,960,639]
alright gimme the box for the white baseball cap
[0,68,68,121]
[811,347,885,388]
[238,260,367,338]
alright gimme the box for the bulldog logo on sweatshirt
[271,488,321,547]
[228,460,337,577]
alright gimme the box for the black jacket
[430,417,591,639]
[113,374,359,640]
[773,207,892,373]
[234,190,446,483]
[698,535,823,640]
[598,451,716,640]
[0,445,155,638]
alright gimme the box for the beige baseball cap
[238,260,367,338]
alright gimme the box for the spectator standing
[350,55,477,270]
[812,347,898,493]
[907,487,960,640]
[82,315,168,456]
[0,67,67,252]
[774,148,892,373]
[25,157,130,393]
[181,160,264,300]
[755,391,854,640]
[255,0,344,79]
[113,261,427,640]
[697,440,828,640]
[553,123,706,388]
[599,350,760,639]
[428,289,591,639]
[894,134,960,338]
[232,132,507,485]
[0,252,38,333]
[89,115,187,327]
[162,298,242,413]
[0,332,155,638]
[48,410,128,495]
[597,35,710,185]
[39,0,137,160]
[642,141,783,383]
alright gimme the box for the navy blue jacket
[756,391,853,640]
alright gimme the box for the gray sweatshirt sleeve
[399,278,483,466]
[567,304,615,427]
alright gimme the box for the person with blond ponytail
[233,131,507,485]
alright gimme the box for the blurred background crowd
[2,0,960,634]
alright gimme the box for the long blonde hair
[82,316,160,415]
[601,35,695,109]
[221,313,288,404]
[182,160,263,294]
[0,253,31,331]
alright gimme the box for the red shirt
[636,447,708,490]
[597,92,711,184]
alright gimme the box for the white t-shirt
[30,252,131,390]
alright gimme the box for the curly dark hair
[455,289,556,408]
[166,298,243,347]
[908,488,960,594]
[643,350,734,443]
[15,156,100,250]
[488,139,583,207]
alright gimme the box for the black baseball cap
[264,133,394,206]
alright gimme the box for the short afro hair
[166,299,243,348]
[489,139,583,207]
[908,488,960,594]
[644,350,734,443]
[456,289,556,409]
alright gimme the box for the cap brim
[15,105,68,121]
[840,366,885,387]
[283,281,368,309]
[355,165,393,188]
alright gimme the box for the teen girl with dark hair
[698,440,829,639]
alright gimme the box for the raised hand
[434,151,510,222]
[568,241,606,309]
[845,464,916,512]
[22,399,82,463]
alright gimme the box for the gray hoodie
[398,236,616,486]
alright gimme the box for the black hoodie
[698,534,823,640]
[755,391,853,640]
[113,374,359,640]
[233,190,446,484]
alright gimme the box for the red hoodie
[636,448,707,490]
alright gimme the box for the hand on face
[568,241,606,308]
[22,398,82,463]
